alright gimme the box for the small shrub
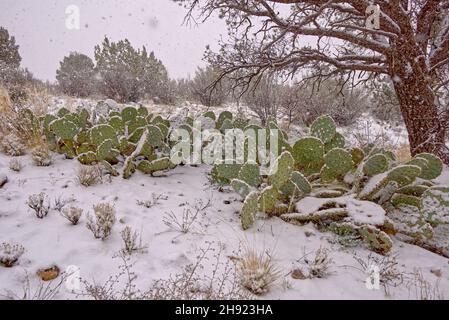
[9,158,23,172]
[27,193,50,219]
[61,206,83,225]
[52,196,76,212]
[136,193,167,208]
[0,133,25,156]
[86,202,116,240]
[300,246,334,279]
[120,226,146,255]
[236,248,280,295]
[31,145,53,167]
[76,165,102,187]
[0,243,25,267]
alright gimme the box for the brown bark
[391,52,448,164]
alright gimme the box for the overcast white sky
[0,0,226,82]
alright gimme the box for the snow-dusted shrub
[353,253,402,294]
[120,226,146,255]
[81,243,250,300]
[0,133,26,156]
[53,196,76,212]
[86,202,116,240]
[9,158,23,172]
[61,206,83,225]
[75,165,102,187]
[31,145,53,167]
[236,249,280,295]
[0,242,25,267]
[300,246,334,279]
[27,192,50,219]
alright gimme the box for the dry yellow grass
[21,84,51,116]
[0,85,12,114]
[394,144,412,164]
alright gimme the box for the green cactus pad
[216,111,233,130]
[90,124,118,147]
[137,157,173,176]
[292,137,324,166]
[77,151,97,165]
[269,151,294,189]
[324,132,345,153]
[50,119,78,140]
[96,139,113,161]
[238,163,261,187]
[146,125,164,147]
[358,225,392,255]
[213,163,242,184]
[391,194,421,208]
[137,106,149,117]
[350,148,365,165]
[121,107,138,123]
[387,165,421,187]
[396,185,429,197]
[320,165,338,183]
[420,186,449,225]
[412,153,443,180]
[203,111,216,121]
[258,186,280,214]
[324,148,353,176]
[231,179,252,199]
[240,191,259,230]
[363,154,389,176]
[310,115,336,144]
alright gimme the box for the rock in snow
[0,171,7,187]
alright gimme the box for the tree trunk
[392,75,448,164]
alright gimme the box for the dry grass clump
[19,84,51,117]
[235,248,281,295]
[75,165,103,187]
[0,85,12,114]
[0,108,45,153]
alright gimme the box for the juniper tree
[177,0,449,164]
[56,52,96,97]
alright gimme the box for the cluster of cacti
[41,105,176,179]
[209,114,448,254]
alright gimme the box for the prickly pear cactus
[203,111,216,121]
[238,163,261,187]
[212,163,242,184]
[137,157,174,176]
[240,191,259,230]
[50,118,78,140]
[231,179,252,199]
[258,186,280,214]
[292,137,324,168]
[358,225,393,255]
[421,186,449,226]
[310,115,336,144]
[269,151,294,189]
[363,154,389,176]
[409,153,443,180]
[90,124,118,147]
[216,111,233,130]
[324,132,345,153]
[324,148,353,177]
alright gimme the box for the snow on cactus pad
[347,199,386,226]
[421,186,449,225]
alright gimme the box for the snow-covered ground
[1,151,448,300]
[0,99,448,300]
